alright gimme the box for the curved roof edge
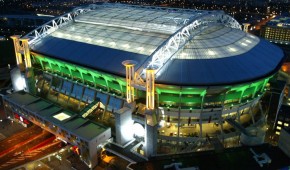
[155,49,286,87]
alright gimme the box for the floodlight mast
[122,60,138,104]
[10,36,32,71]
[146,67,157,110]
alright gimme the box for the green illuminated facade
[31,52,270,111]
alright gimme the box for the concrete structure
[243,23,251,32]
[5,3,285,165]
[2,91,111,168]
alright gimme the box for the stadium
[3,3,285,168]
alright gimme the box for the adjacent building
[275,104,290,136]
[260,16,290,45]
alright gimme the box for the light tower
[10,35,24,71]
[146,67,156,110]
[122,60,137,103]
[10,36,32,70]
[10,35,35,94]
[144,66,158,157]
[243,23,251,32]
[19,38,32,68]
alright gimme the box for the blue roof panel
[156,39,285,86]
[32,36,149,77]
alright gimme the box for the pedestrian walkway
[105,140,147,163]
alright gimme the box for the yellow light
[96,39,104,44]
[229,48,237,52]
[276,126,281,130]
[275,131,280,135]
[208,50,215,55]
[284,123,289,127]
[180,52,187,57]
[136,47,144,51]
[241,43,248,46]
[278,121,283,125]
[122,44,130,48]
[277,23,283,27]
[109,42,116,46]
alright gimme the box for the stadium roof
[27,3,285,86]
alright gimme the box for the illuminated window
[278,121,283,125]
[276,126,281,130]
[275,131,280,135]
[284,123,289,127]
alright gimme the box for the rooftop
[3,91,109,141]
[27,3,285,86]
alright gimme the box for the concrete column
[115,102,135,146]
[146,67,156,110]
[56,78,64,102]
[67,83,74,104]
[91,75,96,88]
[237,107,241,123]
[19,38,32,68]
[10,35,24,71]
[249,104,256,124]
[122,60,137,103]
[145,109,158,157]
[219,114,225,144]
[77,86,85,109]
[243,23,251,32]
[258,102,264,116]
[199,112,203,138]
[24,67,36,95]
[101,94,110,120]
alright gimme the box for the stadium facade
[3,3,285,168]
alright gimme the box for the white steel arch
[24,3,206,46]
[135,11,241,82]
[24,7,94,45]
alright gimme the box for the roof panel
[157,39,284,85]
[29,4,284,86]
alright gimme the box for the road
[0,126,62,170]
[0,125,42,152]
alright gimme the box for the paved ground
[130,144,290,170]
[0,107,25,141]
